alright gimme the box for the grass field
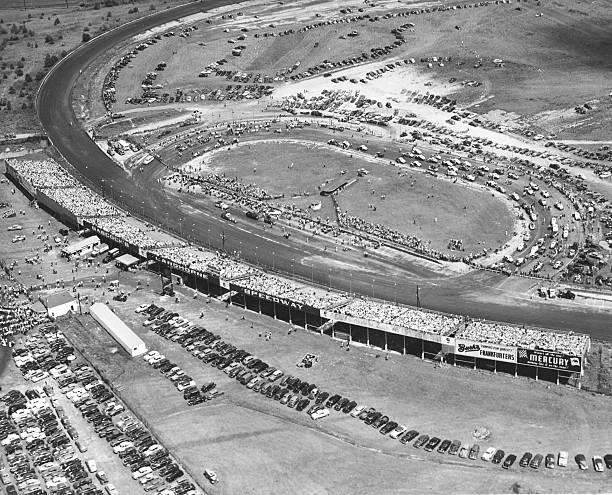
[204,140,514,254]
[338,170,514,254]
[56,280,612,495]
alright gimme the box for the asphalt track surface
[36,1,612,340]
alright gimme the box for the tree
[8,85,15,94]
[54,18,60,26]
[24,73,32,83]
[44,34,54,44]
[82,32,91,43]
[15,68,23,77]
[35,70,46,81]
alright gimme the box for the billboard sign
[455,339,516,363]
[517,348,581,372]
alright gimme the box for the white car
[86,459,97,473]
[459,445,469,458]
[350,405,365,418]
[105,484,118,495]
[132,466,152,480]
[389,425,407,440]
[269,369,284,381]
[113,441,134,454]
[135,304,151,313]
[558,451,568,467]
[481,447,496,462]
[310,408,330,420]
[204,469,218,484]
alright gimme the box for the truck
[103,248,120,263]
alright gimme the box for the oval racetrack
[36,1,611,339]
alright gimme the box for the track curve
[36,1,612,339]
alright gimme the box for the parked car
[593,456,605,473]
[519,452,532,467]
[545,453,555,469]
[530,454,543,469]
[437,439,451,454]
[468,444,480,460]
[413,434,429,449]
[492,449,505,464]
[448,440,461,455]
[400,430,419,445]
[558,451,568,467]
[424,437,441,452]
[575,454,588,470]
[604,454,612,469]
[481,447,496,462]
[502,454,516,470]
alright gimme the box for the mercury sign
[455,339,517,363]
[517,348,582,372]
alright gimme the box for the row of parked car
[11,322,198,495]
[137,304,612,473]
[0,388,104,495]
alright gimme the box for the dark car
[502,454,517,470]
[468,444,480,460]
[315,391,329,405]
[413,434,430,449]
[492,449,505,464]
[519,452,532,467]
[334,398,349,412]
[364,411,381,426]
[400,430,419,445]
[530,454,543,469]
[296,398,310,412]
[448,440,461,455]
[437,439,451,454]
[545,453,555,469]
[424,437,441,452]
[380,421,398,435]
[604,454,612,469]
[372,415,389,430]
[575,454,588,470]
[359,407,375,420]
[326,394,341,408]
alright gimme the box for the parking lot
[53,279,612,494]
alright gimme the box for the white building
[89,303,147,357]
[41,291,77,318]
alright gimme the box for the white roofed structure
[89,303,147,357]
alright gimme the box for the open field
[54,279,612,494]
[105,0,612,139]
[337,166,514,254]
[0,0,189,134]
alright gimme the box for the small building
[41,291,77,318]
[115,253,140,271]
[61,235,100,259]
[89,303,147,357]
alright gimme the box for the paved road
[36,1,612,340]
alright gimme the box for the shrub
[44,34,54,44]
[82,32,91,43]
[54,17,60,26]
[24,73,32,83]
